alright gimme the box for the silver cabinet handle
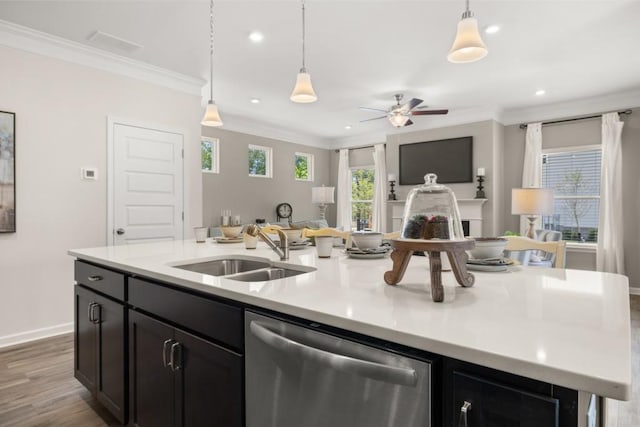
[250,321,417,387]
[88,275,103,282]
[170,342,181,371]
[459,401,472,427]
[91,303,101,324]
[87,303,96,322]
[163,339,172,368]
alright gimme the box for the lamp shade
[447,17,488,63]
[201,101,223,127]
[511,188,554,216]
[290,71,318,103]
[312,186,335,204]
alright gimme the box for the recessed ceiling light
[248,31,264,43]
[485,25,500,34]
[535,89,546,96]
[345,125,352,130]
[250,98,260,104]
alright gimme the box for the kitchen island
[69,238,631,426]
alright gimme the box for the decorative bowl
[351,232,383,250]
[468,237,507,260]
[280,228,304,242]
[220,225,243,238]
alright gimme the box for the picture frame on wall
[0,110,15,233]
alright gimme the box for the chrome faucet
[245,224,289,261]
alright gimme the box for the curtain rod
[334,143,385,153]
[518,109,632,130]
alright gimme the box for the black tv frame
[398,136,473,185]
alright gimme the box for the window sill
[566,242,597,253]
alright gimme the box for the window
[541,146,601,243]
[294,152,314,181]
[350,168,374,231]
[248,144,272,178]
[201,137,219,173]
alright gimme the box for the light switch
[81,168,98,180]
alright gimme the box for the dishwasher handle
[250,321,418,387]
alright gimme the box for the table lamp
[312,186,335,220]
[511,188,554,239]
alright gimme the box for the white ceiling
[1,0,640,147]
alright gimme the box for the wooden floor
[1,296,639,426]
[0,333,119,426]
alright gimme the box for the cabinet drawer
[75,260,125,301]
[128,277,243,352]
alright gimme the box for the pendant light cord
[209,0,214,101]
[301,0,306,71]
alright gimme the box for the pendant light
[447,0,488,63]
[290,0,317,103]
[202,0,223,126]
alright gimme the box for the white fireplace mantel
[387,198,487,236]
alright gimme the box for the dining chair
[302,227,353,248]
[501,235,567,268]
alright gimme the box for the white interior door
[110,122,184,245]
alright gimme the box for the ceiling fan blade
[411,109,449,116]
[359,107,387,113]
[404,119,414,126]
[359,116,387,123]
[400,98,424,112]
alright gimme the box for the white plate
[289,242,311,250]
[213,236,243,243]
[348,252,388,260]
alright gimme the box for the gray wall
[201,128,332,228]
[503,109,640,287]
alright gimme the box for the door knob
[116,228,125,235]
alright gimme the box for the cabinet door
[453,371,559,427]
[129,310,175,427]
[174,328,243,427]
[74,285,97,393]
[93,292,126,424]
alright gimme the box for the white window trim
[201,137,219,174]
[248,144,273,178]
[541,144,602,245]
[294,152,314,182]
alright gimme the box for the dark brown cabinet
[128,310,242,427]
[74,284,126,424]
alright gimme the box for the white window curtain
[336,149,352,231]
[371,144,387,232]
[597,113,625,274]
[520,122,543,235]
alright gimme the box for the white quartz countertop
[69,239,631,400]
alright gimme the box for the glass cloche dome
[400,173,466,241]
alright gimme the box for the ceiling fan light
[389,112,409,128]
[448,17,488,63]
[201,100,223,127]
[290,70,317,103]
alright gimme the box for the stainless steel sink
[228,267,311,282]
[173,258,271,276]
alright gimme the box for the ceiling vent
[88,30,143,54]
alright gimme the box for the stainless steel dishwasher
[245,311,432,427]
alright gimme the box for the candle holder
[388,180,397,200]
[475,176,485,199]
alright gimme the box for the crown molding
[500,89,640,126]
[219,112,333,149]
[0,19,205,96]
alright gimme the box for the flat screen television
[399,136,473,185]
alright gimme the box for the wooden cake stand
[384,239,475,302]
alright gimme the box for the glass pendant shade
[447,17,488,63]
[201,101,223,127]
[290,70,317,103]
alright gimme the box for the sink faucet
[245,224,289,261]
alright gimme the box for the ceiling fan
[360,94,449,128]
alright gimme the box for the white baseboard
[629,286,640,296]
[0,322,73,349]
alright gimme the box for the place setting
[346,232,392,259]
[465,237,514,272]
